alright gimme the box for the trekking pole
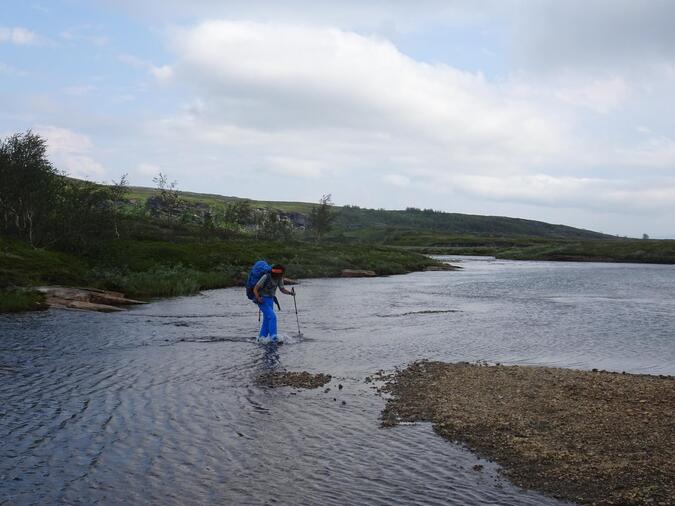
[292,288,302,336]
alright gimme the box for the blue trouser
[258,296,277,338]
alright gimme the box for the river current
[1,257,673,505]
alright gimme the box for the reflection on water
[1,258,673,505]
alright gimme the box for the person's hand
[257,296,263,304]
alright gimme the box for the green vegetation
[0,288,45,313]
[307,194,335,241]
[0,234,437,302]
[388,232,675,264]
[0,132,128,250]
[2,130,673,313]
[496,238,675,264]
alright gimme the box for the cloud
[141,19,675,223]
[436,173,675,213]
[107,0,492,31]
[150,64,174,81]
[0,27,38,45]
[267,156,322,178]
[383,174,411,187]
[510,0,675,71]
[119,53,174,82]
[168,20,565,170]
[617,137,675,169]
[36,126,107,179]
[137,162,162,177]
[553,77,629,114]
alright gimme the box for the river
[1,257,673,505]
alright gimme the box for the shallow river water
[1,257,674,505]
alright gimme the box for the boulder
[45,298,125,312]
[35,286,146,312]
[425,263,462,271]
[341,269,377,278]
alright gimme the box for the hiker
[252,263,294,341]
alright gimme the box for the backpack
[245,260,272,301]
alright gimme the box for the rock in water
[341,269,377,278]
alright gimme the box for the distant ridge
[126,185,614,240]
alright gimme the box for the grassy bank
[395,235,675,264]
[0,235,440,308]
[0,289,45,313]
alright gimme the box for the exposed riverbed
[1,257,673,504]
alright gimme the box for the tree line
[0,131,335,250]
[0,131,128,250]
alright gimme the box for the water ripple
[2,259,672,504]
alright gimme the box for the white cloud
[151,64,174,81]
[137,162,162,177]
[140,19,675,225]
[383,174,410,187]
[11,3,674,235]
[35,126,107,179]
[267,156,322,178]
[554,77,629,114]
[0,27,38,45]
[37,126,93,153]
[434,173,675,213]
[61,155,107,179]
[169,20,565,170]
[617,137,675,169]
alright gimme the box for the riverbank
[381,361,674,506]
[397,237,675,264]
[0,236,442,313]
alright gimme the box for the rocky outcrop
[35,286,146,312]
[424,263,462,271]
[341,269,377,278]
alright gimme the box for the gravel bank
[256,371,332,389]
[381,361,674,506]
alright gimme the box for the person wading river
[252,264,295,342]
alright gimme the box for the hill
[126,185,612,241]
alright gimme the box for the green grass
[0,231,441,309]
[497,239,675,264]
[92,265,237,298]
[401,237,675,264]
[85,237,438,298]
[126,184,613,240]
[0,289,45,313]
[0,237,90,287]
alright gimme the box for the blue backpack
[245,260,272,301]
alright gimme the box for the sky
[1,1,674,238]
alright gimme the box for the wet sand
[381,361,674,506]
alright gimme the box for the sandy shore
[381,361,674,506]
